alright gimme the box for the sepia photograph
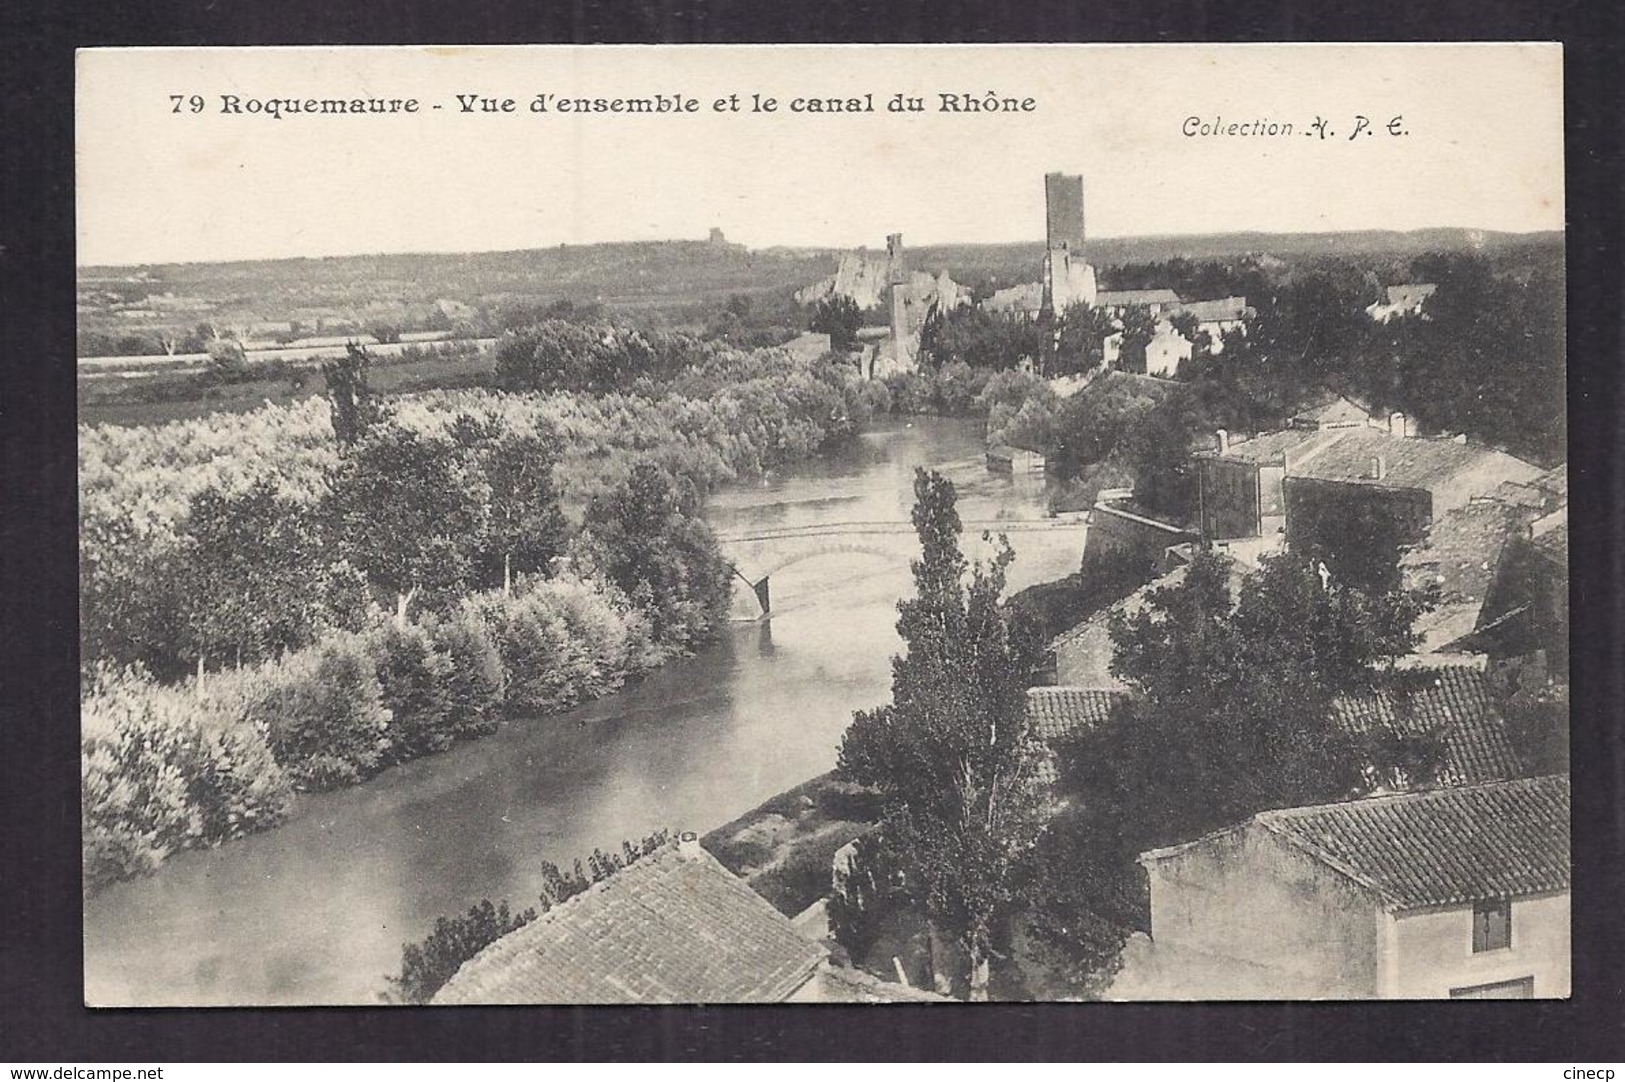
[75,43,1569,1007]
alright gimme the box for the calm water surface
[82,417,1078,1005]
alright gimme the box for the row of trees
[82,474,722,892]
[80,336,875,888]
[831,470,1445,999]
[80,343,871,682]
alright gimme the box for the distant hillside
[81,241,838,314]
[870,228,1562,285]
[79,227,1560,346]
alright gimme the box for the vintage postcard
[77,43,1567,1006]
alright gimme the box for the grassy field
[78,350,494,428]
[701,772,881,918]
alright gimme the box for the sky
[76,44,1564,267]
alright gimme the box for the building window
[1450,976,1534,999]
[1472,897,1512,952]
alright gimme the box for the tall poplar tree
[837,468,1047,1000]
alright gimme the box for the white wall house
[1113,775,1570,1000]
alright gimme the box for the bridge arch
[715,514,1089,620]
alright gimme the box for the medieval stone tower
[1040,172,1097,317]
[1045,172,1086,253]
[885,233,918,369]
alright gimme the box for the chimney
[1370,455,1387,481]
[677,830,700,852]
[1389,411,1406,438]
[1216,428,1229,455]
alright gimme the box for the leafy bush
[468,572,657,718]
[369,621,456,761]
[386,899,537,1004]
[573,461,734,653]
[81,666,293,891]
[386,830,670,1003]
[427,604,506,739]
[245,633,392,790]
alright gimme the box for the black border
[4,0,1622,1062]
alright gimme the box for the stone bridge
[715,513,1089,619]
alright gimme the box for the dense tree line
[963,250,1565,525]
[81,340,871,889]
[80,346,869,681]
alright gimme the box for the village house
[1171,296,1252,353]
[1142,320,1194,377]
[1192,427,1344,541]
[1112,775,1570,999]
[1192,413,1542,557]
[1366,282,1438,322]
[1280,427,1544,566]
[1095,288,1183,315]
[1286,393,1411,433]
[433,836,827,1004]
[1025,686,1133,785]
[1397,467,1566,662]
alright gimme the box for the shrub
[427,604,506,739]
[475,590,579,717]
[857,377,893,416]
[883,370,932,414]
[246,633,391,790]
[81,665,293,891]
[369,621,456,761]
[386,899,537,1004]
[82,692,200,890]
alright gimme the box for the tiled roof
[1097,288,1183,308]
[789,964,953,1003]
[1026,687,1130,784]
[1195,427,1342,464]
[1400,500,1525,606]
[1485,466,1567,509]
[1332,666,1524,786]
[1384,283,1437,307]
[1255,775,1569,909]
[1174,296,1251,322]
[1283,429,1540,492]
[1288,393,1377,429]
[433,842,826,1004]
[1533,519,1567,564]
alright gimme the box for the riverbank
[80,345,877,893]
[83,417,1074,1005]
[702,772,881,917]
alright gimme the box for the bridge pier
[728,567,772,621]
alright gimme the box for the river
[82,417,1081,1006]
